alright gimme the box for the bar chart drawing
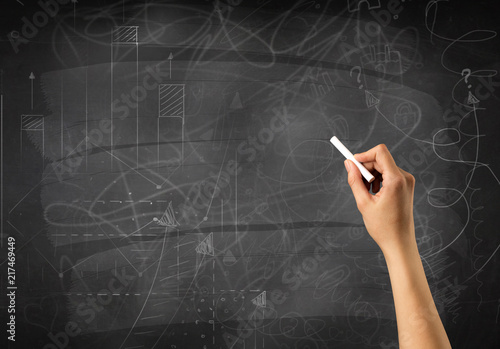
[111,25,140,168]
[159,84,185,118]
[20,114,44,159]
[113,26,139,44]
[158,84,185,164]
[2,2,498,348]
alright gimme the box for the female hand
[345,144,452,348]
[344,144,416,254]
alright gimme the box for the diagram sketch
[153,201,180,231]
[0,1,499,349]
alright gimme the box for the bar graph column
[20,114,44,170]
[111,26,139,169]
[157,83,185,171]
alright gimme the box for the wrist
[380,235,419,266]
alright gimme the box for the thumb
[345,160,370,209]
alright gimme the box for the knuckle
[407,173,416,184]
[407,173,416,188]
[392,175,405,190]
[376,144,388,152]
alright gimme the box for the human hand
[345,144,416,255]
[346,145,452,349]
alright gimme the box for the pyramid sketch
[153,201,179,230]
[223,249,237,265]
[251,291,266,307]
[365,90,380,108]
[195,233,214,256]
[467,91,479,105]
[230,92,243,110]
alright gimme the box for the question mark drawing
[461,68,471,89]
[350,66,363,89]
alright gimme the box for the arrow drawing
[29,72,35,110]
[168,52,173,79]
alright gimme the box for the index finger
[354,144,400,175]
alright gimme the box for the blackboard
[1,0,499,348]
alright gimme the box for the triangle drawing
[223,249,237,265]
[195,233,214,256]
[365,90,380,108]
[153,201,180,229]
[251,291,266,307]
[230,92,243,110]
[467,91,479,105]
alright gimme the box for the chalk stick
[330,136,375,183]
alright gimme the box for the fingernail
[344,160,350,173]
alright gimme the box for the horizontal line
[134,331,155,335]
[140,314,164,320]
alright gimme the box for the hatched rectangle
[159,84,185,118]
[113,26,138,43]
[21,115,44,131]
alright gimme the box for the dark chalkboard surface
[1,0,499,348]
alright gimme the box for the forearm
[383,240,452,349]
[346,146,451,347]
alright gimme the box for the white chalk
[330,136,375,183]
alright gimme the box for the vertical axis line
[157,118,160,172]
[255,324,257,349]
[212,258,215,345]
[110,36,114,170]
[1,95,3,247]
[235,149,238,237]
[61,74,64,160]
[42,117,45,165]
[27,253,30,286]
[20,115,22,172]
[182,85,185,168]
[177,229,179,297]
[158,86,160,172]
[30,78,33,110]
[85,65,88,172]
[136,41,139,168]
